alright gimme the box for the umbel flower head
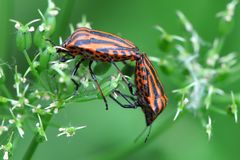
[10,19,40,51]
[57,126,87,137]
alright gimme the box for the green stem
[22,115,52,160]
[22,134,39,160]
[223,74,240,85]
[23,50,48,90]
[0,84,12,98]
[22,92,107,160]
[209,106,227,115]
[71,95,98,103]
[213,93,240,104]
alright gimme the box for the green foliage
[0,0,240,160]
[0,1,122,159]
[155,1,240,140]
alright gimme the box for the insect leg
[89,60,109,110]
[113,90,136,103]
[111,61,134,95]
[109,93,137,109]
[71,58,86,93]
[134,125,152,143]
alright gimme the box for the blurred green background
[1,0,240,160]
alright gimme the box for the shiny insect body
[56,27,141,109]
[59,27,140,62]
[135,53,168,125]
[110,53,168,126]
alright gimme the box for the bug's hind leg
[88,60,109,110]
[111,61,134,95]
[109,91,137,109]
[71,58,86,95]
[113,90,136,104]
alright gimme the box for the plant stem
[213,93,240,104]
[209,106,227,115]
[22,115,52,160]
[22,134,39,160]
[0,84,12,98]
[23,50,48,90]
[22,91,106,160]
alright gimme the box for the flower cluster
[1,0,240,159]
[57,126,86,137]
[0,0,126,159]
[155,0,239,140]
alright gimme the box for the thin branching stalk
[23,50,48,90]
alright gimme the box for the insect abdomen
[135,53,168,125]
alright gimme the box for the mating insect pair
[55,27,139,110]
[55,27,167,128]
[110,53,168,126]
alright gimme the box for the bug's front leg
[113,89,136,103]
[88,60,109,110]
[110,90,138,109]
[71,58,86,94]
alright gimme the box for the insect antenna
[45,39,70,54]
[144,125,152,143]
[45,38,56,46]
[134,125,152,143]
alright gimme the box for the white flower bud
[3,151,8,160]
[28,26,35,32]
[15,22,21,30]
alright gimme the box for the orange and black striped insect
[55,27,141,110]
[135,53,167,126]
[110,53,167,141]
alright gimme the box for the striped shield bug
[110,53,167,141]
[55,27,141,110]
[135,53,168,126]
